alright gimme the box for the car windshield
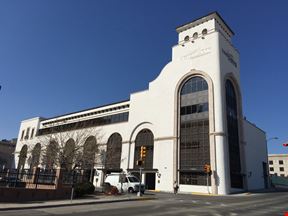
[128,177,139,182]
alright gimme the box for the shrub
[74,182,95,197]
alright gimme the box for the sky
[0,0,287,154]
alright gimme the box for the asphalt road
[1,191,288,216]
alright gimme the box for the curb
[0,197,157,211]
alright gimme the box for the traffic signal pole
[137,145,146,197]
[204,164,211,194]
[206,172,210,194]
[137,167,143,197]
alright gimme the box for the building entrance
[145,173,155,190]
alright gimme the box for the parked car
[104,173,145,193]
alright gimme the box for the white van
[104,173,145,193]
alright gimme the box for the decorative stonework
[181,47,212,61]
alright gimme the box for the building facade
[14,12,268,195]
[268,154,288,177]
[0,139,16,169]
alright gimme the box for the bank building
[14,12,268,195]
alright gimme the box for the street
[1,191,288,216]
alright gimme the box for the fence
[0,168,93,189]
[271,175,288,187]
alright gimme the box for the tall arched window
[31,143,41,168]
[43,141,59,169]
[134,129,154,169]
[62,139,75,170]
[82,136,97,169]
[18,145,28,169]
[105,133,122,171]
[225,80,243,188]
[179,76,210,186]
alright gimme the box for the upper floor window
[280,167,284,172]
[25,127,30,140]
[279,160,284,165]
[21,130,25,140]
[180,77,208,95]
[202,29,208,35]
[269,160,273,165]
[30,128,35,139]
[184,35,190,42]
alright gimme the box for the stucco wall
[244,120,267,190]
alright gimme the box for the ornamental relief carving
[180,47,212,61]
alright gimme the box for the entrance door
[145,173,155,190]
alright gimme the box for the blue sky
[0,0,287,154]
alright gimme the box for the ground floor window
[179,171,211,186]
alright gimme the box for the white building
[268,154,288,177]
[14,12,268,195]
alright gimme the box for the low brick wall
[0,187,72,202]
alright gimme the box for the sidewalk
[0,193,156,211]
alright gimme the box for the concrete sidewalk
[0,193,156,211]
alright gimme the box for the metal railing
[0,168,92,189]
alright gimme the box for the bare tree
[37,122,103,171]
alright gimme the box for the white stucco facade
[14,12,267,195]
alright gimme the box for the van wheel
[128,187,134,193]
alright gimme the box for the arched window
[180,76,208,95]
[105,133,122,171]
[62,139,75,170]
[82,136,97,169]
[43,140,59,169]
[179,76,210,186]
[225,80,243,188]
[18,145,28,169]
[31,143,41,168]
[134,129,154,169]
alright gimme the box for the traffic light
[283,143,288,147]
[136,160,143,166]
[204,164,211,174]
[140,146,147,160]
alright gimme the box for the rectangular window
[38,112,129,135]
[25,127,30,140]
[269,160,273,165]
[191,104,197,113]
[180,103,209,116]
[279,160,284,165]
[280,167,284,172]
[269,167,274,171]
[30,128,35,139]
[21,130,25,140]
[179,172,211,186]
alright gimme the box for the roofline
[268,154,288,157]
[21,117,46,123]
[42,99,130,122]
[176,11,235,36]
[244,118,266,134]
